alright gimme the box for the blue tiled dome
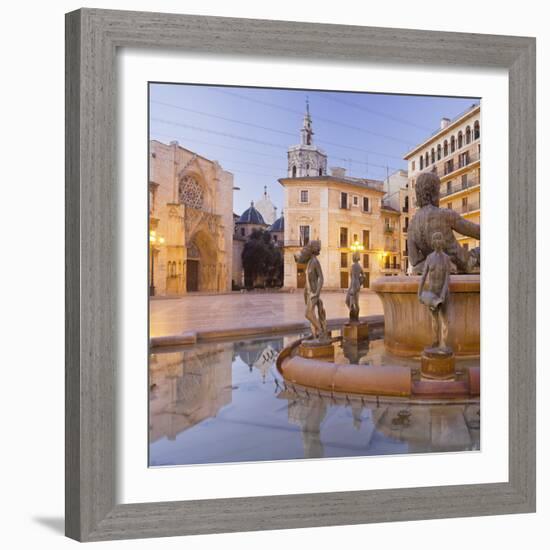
[237,201,266,225]
[269,214,284,232]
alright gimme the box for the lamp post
[149,230,165,297]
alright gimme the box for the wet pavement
[149,291,384,337]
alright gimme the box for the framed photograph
[65,8,536,542]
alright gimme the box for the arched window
[319,168,323,176]
[474,121,480,140]
[425,152,429,166]
[431,148,435,163]
[444,140,448,156]
[450,136,456,153]
[306,163,310,175]
[419,156,423,170]
[466,126,471,144]
[437,144,442,160]
[292,165,297,178]
[188,242,200,259]
[458,131,463,149]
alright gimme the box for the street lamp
[149,230,165,296]
[350,240,364,254]
[379,250,390,269]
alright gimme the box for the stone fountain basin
[281,354,412,396]
[371,274,480,357]
[277,337,480,399]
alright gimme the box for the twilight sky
[149,83,479,216]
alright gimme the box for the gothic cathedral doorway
[186,260,199,292]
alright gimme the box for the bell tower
[287,99,327,178]
[301,99,314,146]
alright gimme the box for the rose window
[179,175,204,209]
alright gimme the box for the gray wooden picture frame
[65,8,536,542]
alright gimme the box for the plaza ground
[150,290,383,337]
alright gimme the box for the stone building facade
[231,213,246,288]
[148,140,234,295]
[269,212,284,247]
[404,104,481,255]
[279,170,400,289]
[383,169,410,272]
[279,104,403,289]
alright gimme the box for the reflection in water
[341,340,370,365]
[149,345,233,443]
[288,397,328,458]
[149,334,480,466]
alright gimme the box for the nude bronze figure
[294,240,328,342]
[408,172,480,274]
[345,251,365,323]
[418,232,452,352]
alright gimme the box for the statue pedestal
[372,275,480,357]
[298,340,335,359]
[421,348,455,380]
[342,321,369,342]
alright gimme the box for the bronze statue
[418,232,451,352]
[345,252,364,322]
[294,240,328,342]
[408,172,480,274]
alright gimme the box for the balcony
[384,226,394,234]
[402,205,409,213]
[402,226,408,233]
[440,177,480,198]
[284,239,309,247]
[424,148,480,179]
[442,150,480,177]
[459,201,480,214]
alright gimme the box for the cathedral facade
[149,140,234,296]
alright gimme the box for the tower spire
[288,97,327,178]
[301,98,314,146]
